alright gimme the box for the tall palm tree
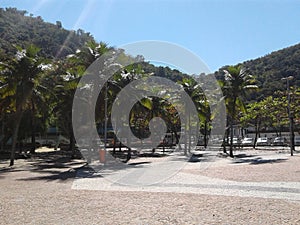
[0,62,15,150]
[179,78,209,152]
[1,45,47,166]
[104,66,147,161]
[54,41,111,157]
[222,65,257,157]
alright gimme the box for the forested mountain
[243,43,300,98]
[0,7,189,83]
[215,43,300,100]
[0,7,94,60]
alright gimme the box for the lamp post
[104,81,108,152]
[281,76,294,156]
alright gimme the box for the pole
[287,79,295,156]
[104,82,108,152]
[283,76,295,156]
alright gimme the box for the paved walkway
[1,148,300,224]
[72,150,300,202]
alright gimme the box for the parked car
[211,138,223,146]
[241,137,254,147]
[24,135,56,148]
[256,137,271,146]
[272,137,288,146]
[294,136,300,146]
[5,137,41,149]
[232,137,242,146]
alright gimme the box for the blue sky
[2,0,300,72]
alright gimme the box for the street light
[281,76,294,156]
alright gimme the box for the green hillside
[244,43,300,98]
[215,43,300,100]
[0,7,94,60]
[0,8,189,83]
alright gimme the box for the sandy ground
[0,147,300,224]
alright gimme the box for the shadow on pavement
[234,153,257,158]
[0,150,94,182]
[233,157,288,165]
[2,148,292,182]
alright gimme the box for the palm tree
[105,66,147,161]
[222,65,257,157]
[0,45,47,166]
[54,41,111,158]
[179,78,209,152]
[0,60,15,149]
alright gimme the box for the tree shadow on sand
[1,149,160,182]
[232,156,288,165]
[0,150,99,182]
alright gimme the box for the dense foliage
[0,8,94,60]
[215,43,300,100]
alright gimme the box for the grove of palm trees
[1,8,300,166]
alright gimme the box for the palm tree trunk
[112,135,117,156]
[125,136,131,163]
[173,130,181,149]
[229,96,237,158]
[30,98,36,154]
[68,122,75,158]
[229,122,234,157]
[204,119,208,148]
[222,136,227,153]
[253,119,260,149]
[223,126,229,153]
[70,133,75,158]
[10,109,23,166]
[188,112,192,154]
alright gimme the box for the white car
[256,137,271,146]
[211,138,223,145]
[232,137,242,146]
[241,137,254,146]
[272,137,288,146]
[294,136,300,146]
